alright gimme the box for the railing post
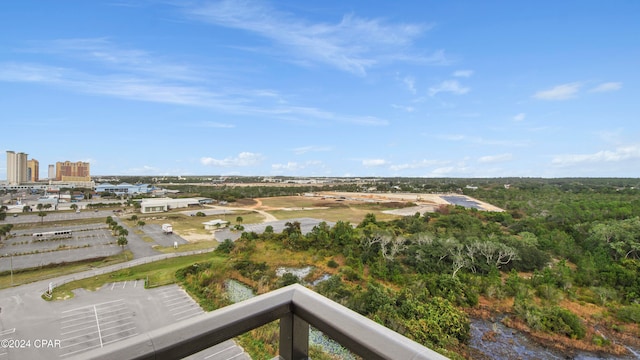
[279,312,309,360]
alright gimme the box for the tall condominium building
[56,161,91,181]
[48,164,55,180]
[6,151,28,185]
[27,159,39,182]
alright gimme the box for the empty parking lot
[0,281,248,359]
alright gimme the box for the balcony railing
[68,283,448,360]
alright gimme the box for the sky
[1,1,639,178]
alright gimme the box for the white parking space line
[101,331,139,346]
[62,299,124,313]
[58,298,138,358]
[170,302,197,311]
[165,297,190,306]
[175,311,203,322]
[0,329,15,336]
[61,324,98,336]
[0,329,14,358]
[94,305,103,348]
[61,319,95,329]
[173,307,200,316]
[203,345,236,359]
[227,353,247,360]
[162,291,185,299]
[60,330,100,344]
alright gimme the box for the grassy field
[258,196,323,208]
[262,196,404,223]
[0,250,133,289]
[11,217,107,231]
[125,210,265,238]
[48,252,225,300]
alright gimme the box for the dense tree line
[176,179,640,358]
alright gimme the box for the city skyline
[1,1,639,178]
[4,150,90,184]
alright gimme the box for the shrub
[277,272,300,288]
[327,259,339,268]
[215,239,235,254]
[340,266,360,281]
[614,304,640,324]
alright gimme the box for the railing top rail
[68,284,448,360]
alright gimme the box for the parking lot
[0,224,120,272]
[0,282,249,359]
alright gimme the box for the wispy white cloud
[362,159,388,167]
[513,113,526,122]
[123,165,160,175]
[429,166,456,176]
[201,152,264,167]
[271,161,301,171]
[36,38,202,82]
[196,121,235,128]
[390,159,445,171]
[590,82,622,93]
[186,0,444,76]
[438,134,529,147]
[533,82,581,100]
[428,80,469,96]
[453,70,473,77]
[391,104,415,112]
[403,76,416,94]
[292,146,332,155]
[0,55,388,126]
[271,160,325,173]
[478,153,513,163]
[552,145,640,167]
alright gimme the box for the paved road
[111,218,161,259]
[0,277,248,360]
[0,214,194,272]
[0,249,251,359]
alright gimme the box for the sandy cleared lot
[316,191,503,213]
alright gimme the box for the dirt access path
[233,198,278,222]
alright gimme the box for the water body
[469,318,640,360]
[441,195,484,209]
[226,277,640,359]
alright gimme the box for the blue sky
[1,1,638,178]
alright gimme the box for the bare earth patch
[179,231,214,243]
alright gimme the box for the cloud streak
[590,82,622,93]
[552,145,640,167]
[201,152,265,167]
[362,159,388,167]
[478,153,513,163]
[533,82,581,100]
[428,80,469,96]
[186,0,444,76]
[292,146,332,155]
[0,38,389,126]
